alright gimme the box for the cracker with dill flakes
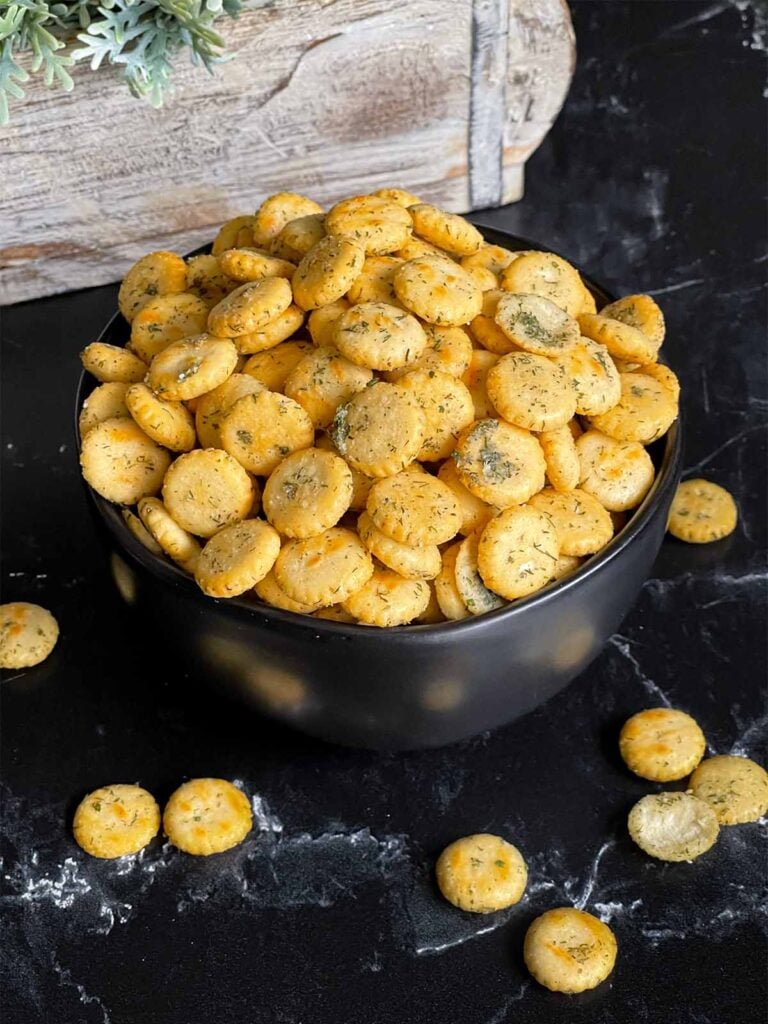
[329,382,426,478]
[486,352,576,432]
[284,346,373,429]
[195,519,280,598]
[263,448,353,538]
[408,203,483,256]
[80,417,171,505]
[74,784,160,859]
[211,215,255,256]
[218,247,296,283]
[208,278,293,338]
[219,390,314,475]
[138,497,201,570]
[394,256,482,327]
[118,251,188,322]
[538,423,581,492]
[232,305,305,355]
[252,192,324,248]
[619,707,706,782]
[242,341,313,392]
[346,255,404,306]
[454,532,505,615]
[325,194,411,255]
[126,383,196,452]
[461,350,499,419]
[434,542,470,620]
[524,908,617,993]
[667,479,738,543]
[194,373,264,449]
[576,429,655,511]
[501,251,584,317]
[357,512,441,581]
[147,334,238,401]
[437,458,497,537]
[292,236,367,310]
[129,293,210,363]
[528,488,614,557]
[271,213,326,262]
[494,292,579,356]
[342,567,430,627]
[436,834,527,912]
[366,472,461,546]
[689,755,768,824]
[453,419,545,508]
[477,506,559,601]
[81,342,147,384]
[0,602,59,669]
[163,778,253,856]
[628,792,719,862]
[461,243,519,280]
[274,527,373,606]
[162,449,253,538]
[334,301,428,371]
[588,371,678,444]
[78,382,131,438]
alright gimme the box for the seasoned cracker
[220,390,314,475]
[0,602,59,669]
[284,346,373,428]
[385,325,473,382]
[80,418,171,505]
[254,570,322,614]
[122,508,164,557]
[138,497,202,570]
[252,192,323,247]
[81,342,147,384]
[408,203,482,256]
[274,527,374,606]
[396,369,474,461]
[357,511,441,580]
[600,294,665,348]
[263,448,353,538]
[578,312,659,364]
[325,194,411,255]
[195,519,281,597]
[218,247,296,283]
[454,532,505,615]
[477,506,559,600]
[554,336,622,417]
[628,792,719,862]
[308,299,350,347]
[208,277,293,338]
[232,304,305,355]
[242,341,314,392]
[211,215,255,256]
[538,424,580,492]
[129,293,211,363]
[436,834,527,913]
[453,419,546,508]
[486,352,576,431]
[346,255,403,306]
[394,256,482,327]
[329,382,426,477]
[342,568,430,627]
[528,488,614,557]
[271,213,326,261]
[163,778,253,855]
[126,383,196,452]
[588,371,678,444]
[461,349,499,419]
[186,254,237,307]
[118,251,188,322]
[667,479,737,543]
[195,373,265,449]
[162,448,254,537]
[147,333,238,401]
[524,908,617,993]
[619,707,706,782]
[437,458,497,536]
[576,429,655,511]
[74,784,160,859]
[366,472,461,545]
[494,292,579,356]
[501,252,583,317]
[434,542,470,620]
[461,244,519,279]
[292,236,366,310]
[335,301,428,371]
[79,382,131,438]
[689,755,768,824]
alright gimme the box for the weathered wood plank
[0,0,574,305]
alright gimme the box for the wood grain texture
[0,0,574,305]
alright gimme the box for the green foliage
[0,0,268,124]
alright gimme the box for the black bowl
[76,227,682,750]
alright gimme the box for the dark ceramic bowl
[76,227,682,750]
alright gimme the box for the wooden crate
[0,0,574,304]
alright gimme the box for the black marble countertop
[2,2,766,1021]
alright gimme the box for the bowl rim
[75,225,683,639]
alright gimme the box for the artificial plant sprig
[0,0,269,125]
